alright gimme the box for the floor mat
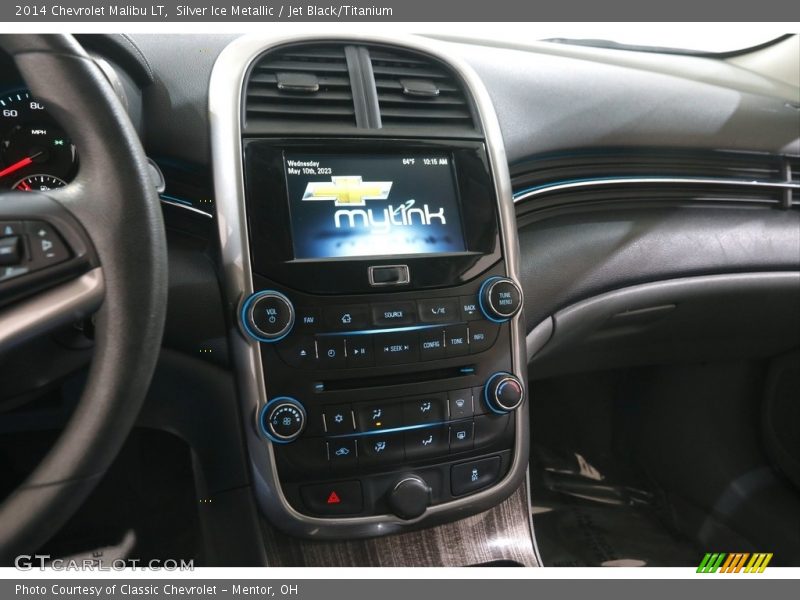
[531,448,700,567]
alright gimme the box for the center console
[210,34,529,539]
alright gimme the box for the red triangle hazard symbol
[327,491,341,504]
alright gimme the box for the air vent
[245,44,355,129]
[368,47,476,129]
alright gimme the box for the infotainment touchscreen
[283,153,467,259]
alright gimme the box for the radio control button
[325,305,369,331]
[449,421,475,452]
[355,403,403,432]
[403,395,446,426]
[317,337,346,369]
[479,277,523,323]
[344,336,374,367]
[448,389,474,419]
[418,328,445,360]
[375,332,419,365]
[444,324,469,357]
[277,335,316,368]
[418,298,458,323]
[459,296,481,321]
[360,433,404,464]
[295,307,322,330]
[468,322,500,354]
[371,301,416,326]
[241,291,295,342]
[405,427,448,460]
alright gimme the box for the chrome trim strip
[159,196,213,219]
[513,176,800,204]
[0,268,104,351]
[210,33,529,539]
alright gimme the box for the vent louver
[368,47,476,129]
[245,44,355,129]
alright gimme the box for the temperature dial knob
[484,372,525,414]
[478,276,523,323]
[260,397,306,443]
[240,290,295,342]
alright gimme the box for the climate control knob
[483,372,525,414]
[241,290,295,342]
[260,397,306,443]
[478,276,523,322]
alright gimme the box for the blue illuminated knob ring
[478,276,523,323]
[484,371,525,414]
[259,397,307,444]
[240,290,295,343]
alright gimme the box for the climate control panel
[241,270,525,520]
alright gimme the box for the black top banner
[2,0,800,22]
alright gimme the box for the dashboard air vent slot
[245,45,355,128]
[368,47,476,129]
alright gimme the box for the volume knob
[241,290,295,342]
[478,276,523,323]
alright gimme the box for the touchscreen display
[283,153,466,259]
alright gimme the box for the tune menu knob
[483,372,525,414]
[478,276,523,323]
[260,397,307,443]
[241,290,295,342]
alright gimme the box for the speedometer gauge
[0,89,77,190]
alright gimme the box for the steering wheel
[0,35,167,563]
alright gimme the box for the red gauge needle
[0,151,43,179]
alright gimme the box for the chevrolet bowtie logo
[302,176,392,206]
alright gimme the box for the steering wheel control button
[0,236,21,265]
[323,404,355,435]
[360,433,404,465]
[484,372,525,414]
[372,301,416,326]
[404,427,448,460]
[388,476,430,520]
[451,456,502,496]
[418,297,458,323]
[325,304,369,331]
[260,397,306,443]
[242,290,295,342]
[479,276,523,322]
[449,421,475,452]
[25,221,70,267]
[327,439,358,470]
[300,481,363,516]
[448,389,474,419]
[1,221,24,237]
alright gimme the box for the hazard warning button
[300,480,363,516]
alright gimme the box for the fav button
[295,307,322,330]
[300,480,363,515]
